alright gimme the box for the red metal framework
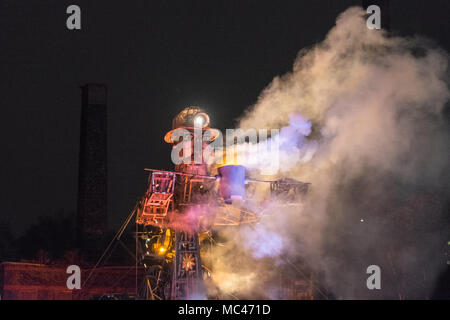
[136,172,176,225]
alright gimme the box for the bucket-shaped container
[218,165,245,204]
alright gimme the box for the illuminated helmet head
[164,106,219,143]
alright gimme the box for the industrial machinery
[84,106,311,300]
[133,106,312,299]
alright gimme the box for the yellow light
[159,247,166,253]
[217,147,239,168]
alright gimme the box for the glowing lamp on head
[193,112,209,128]
[164,108,218,143]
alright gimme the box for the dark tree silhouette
[15,210,77,262]
[0,218,16,261]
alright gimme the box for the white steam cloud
[207,7,450,299]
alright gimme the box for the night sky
[1,0,449,235]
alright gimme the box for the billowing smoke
[207,7,450,299]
